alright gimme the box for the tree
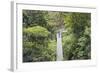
[63,12,91,60]
[23,10,47,27]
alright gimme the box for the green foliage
[23,26,52,62]
[23,41,34,49]
[23,10,91,62]
[63,12,91,60]
[23,26,50,37]
[23,10,47,27]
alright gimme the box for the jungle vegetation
[23,10,91,62]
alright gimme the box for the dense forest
[23,10,91,62]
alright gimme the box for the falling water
[56,31,63,61]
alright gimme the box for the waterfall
[56,31,63,61]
